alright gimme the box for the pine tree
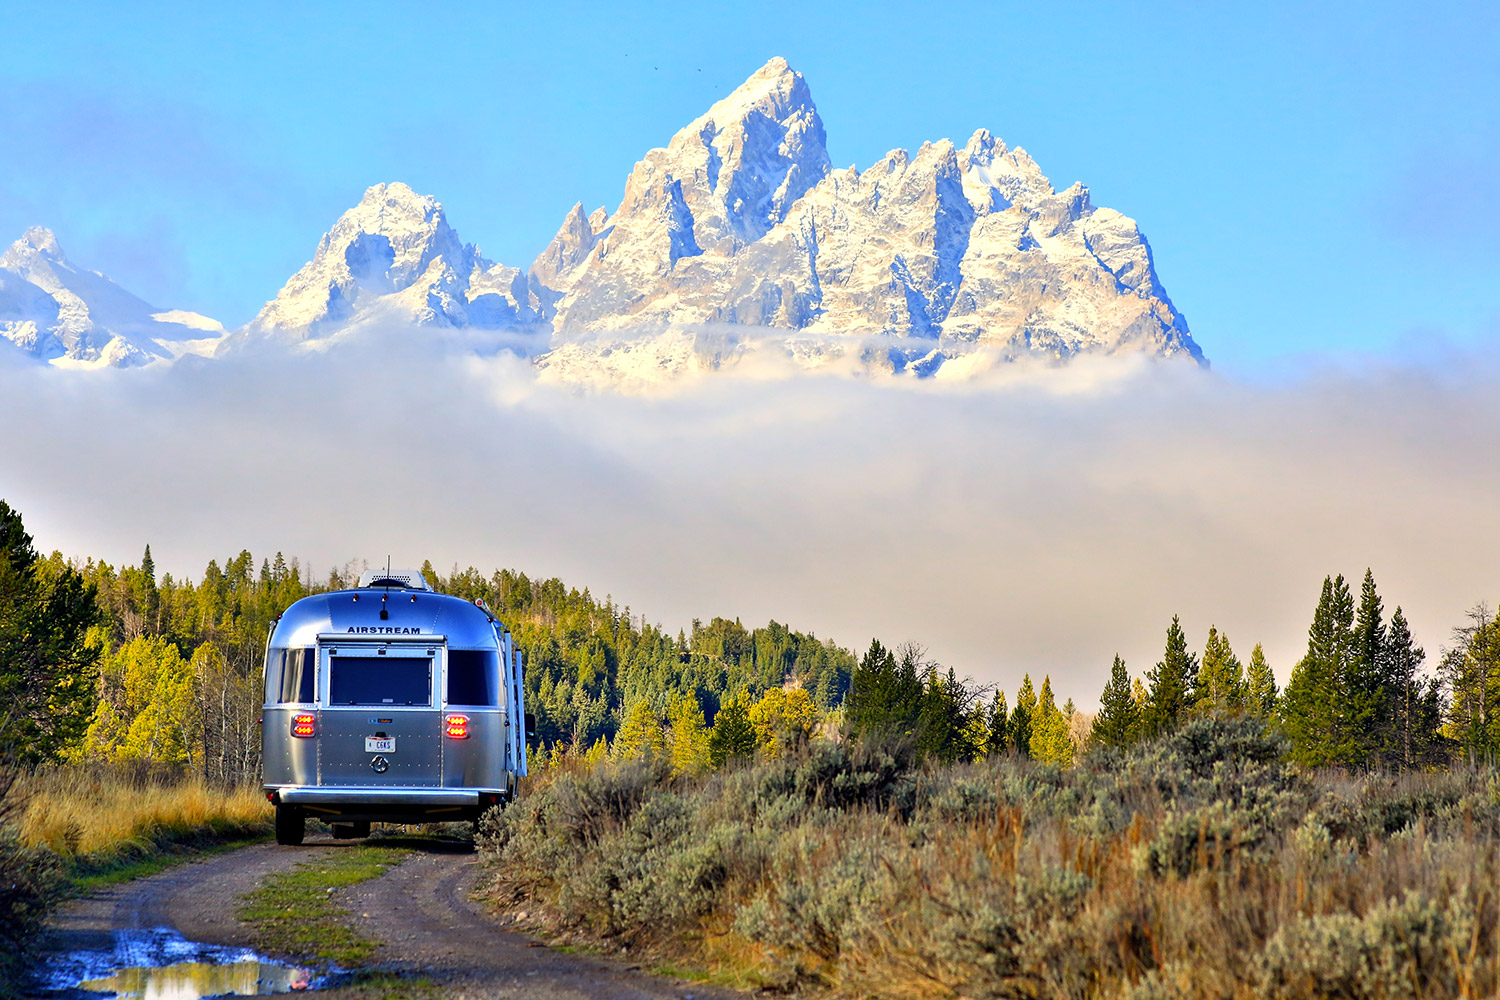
[1385,607,1429,769]
[1010,674,1036,758]
[137,544,160,634]
[916,665,978,763]
[1246,643,1278,721]
[614,699,664,760]
[1063,698,1082,758]
[1350,569,1388,763]
[1144,616,1199,738]
[1282,575,1360,767]
[1091,655,1139,749]
[708,695,756,768]
[584,735,609,766]
[668,693,711,775]
[1441,604,1500,766]
[985,689,1010,757]
[1198,626,1246,712]
[0,500,101,763]
[846,639,922,739]
[1030,676,1073,766]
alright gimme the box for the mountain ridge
[0,227,224,369]
[6,57,1201,384]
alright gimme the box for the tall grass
[0,766,272,997]
[15,765,272,877]
[479,718,1500,998]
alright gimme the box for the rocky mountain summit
[235,182,537,346]
[0,228,223,368]
[530,57,1199,386]
[11,57,1200,384]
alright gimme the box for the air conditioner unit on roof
[356,569,433,591]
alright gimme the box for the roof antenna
[380,555,391,619]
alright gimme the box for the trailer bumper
[272,786,494,807]
[264,785,512,825]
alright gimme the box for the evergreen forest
[2,497,1499,778]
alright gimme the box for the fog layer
[3,333,1496,704]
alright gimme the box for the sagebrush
[480,718,1500,999]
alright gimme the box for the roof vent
[357,569,433,591]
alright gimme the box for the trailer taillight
[291,714,316,738]
[445,714,470,739]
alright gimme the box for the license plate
[365,737,395,753]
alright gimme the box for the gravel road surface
[37,833,749,1000]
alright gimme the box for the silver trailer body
[261,571,528,843]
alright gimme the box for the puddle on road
[40,927,318,998]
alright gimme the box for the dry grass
[14,765,272,871]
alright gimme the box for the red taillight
[445,714,470,739]
[291,713,316,738]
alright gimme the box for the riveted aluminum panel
[262,706,318,786]
[318,708,443,787]
[440,711,508,788]
[268,589,497,650]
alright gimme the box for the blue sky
[1,0,1495,372]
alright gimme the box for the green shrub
[1257,889,1497,999]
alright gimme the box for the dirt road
[38,833,748,999]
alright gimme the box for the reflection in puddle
[40,927,317,998]
[81,958,310,997]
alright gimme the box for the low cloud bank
[3,330,1498,704]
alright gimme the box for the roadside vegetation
[16,765,271,883]
[481,720,1500,998]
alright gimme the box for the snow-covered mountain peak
[957,129,1053,214]
[531,62,1202,383]
[345,182,450,248]
[696,56,813,136]
[238,182,539,344]
[3,226,66,268]
[614,56,829,253]
[0,227,224,369]
[543,58,832,331]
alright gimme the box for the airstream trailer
[261,569,530,845]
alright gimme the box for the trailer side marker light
[291,714,316,738]
[445,714,470,739]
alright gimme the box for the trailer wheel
[274,804,305,846]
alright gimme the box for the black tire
[274,804,305,846]
[330,821,370,840]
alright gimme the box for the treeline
[0,499,859,778]
[1088,569,1500,770]
[3,493,1499,779]
[431,563,855,750]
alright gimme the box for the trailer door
[316,639,444,788]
